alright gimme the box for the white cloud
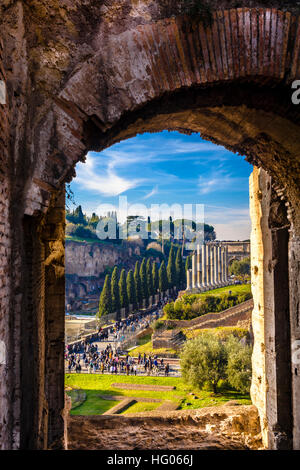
[143,185,159,200]
[74,153,141,197]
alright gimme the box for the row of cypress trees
[98,245,186,318]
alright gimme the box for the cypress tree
[159,261,168,294]
[98,275,112,318]
[167,244,176,289]
[127,269,137,310]
[119,269,129,312]
[134,261,143,307]
[185,254,192,272]
[111,266,120,313]
[152,261,159,293]
[175,248,185,289]
[140,258,149,304]
[146,258,154,297]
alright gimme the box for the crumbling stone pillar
[201,244,207,290]
[186,269,192,291]
[197,245,202,289]
[218,246,222,286]
[206,245,212,289]
[289,233,300,449]
[20,189,66,450]
[210,245,216,288]
[250,167,293,450]
[0,36,14,450]
[214,246,219,287]
[192,253,197,289]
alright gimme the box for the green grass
[68,390,119,415]
[183,326,249,340]
[196,284,252,298]
[65,374,251,415]
[121,402,161,414]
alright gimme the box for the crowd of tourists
[65,343,171,376]
[65,297,174,376]
[98,311,154,343]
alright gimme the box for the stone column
[206,244,212,289]
[250,167,294,450]
[225,246,229,283]
[186,269,192,291]
[201,244,207,290]
[218,246,222,285]
[192,253,197,289]
[197,244,202,289]
[214,245,219,286]
[221,247,226,285]
[210,244,215,288]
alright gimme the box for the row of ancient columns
[186,244,231,291]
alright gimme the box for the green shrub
[225,336,252,394]
[180,333,227,394]
[164,288,252,321]
[180,333,252,394]
[152,320,165,331]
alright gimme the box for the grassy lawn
[199,284,252,297]
[183,326,249,340]
[121,402,161,414]
[65,374,251,416]
[68,390,119,415]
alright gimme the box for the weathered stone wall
[0,1,300,449]
[250,167,293,449]
[0,36,12,450]
[66,241,125,277]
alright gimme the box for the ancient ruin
[186,243,230,291]
[0,0,300,450]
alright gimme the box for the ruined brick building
[0,0,300,450]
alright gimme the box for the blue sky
[69,131,253,240]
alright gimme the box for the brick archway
[1,3,300,449]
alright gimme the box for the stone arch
[26,8,300,230]
[1,3,300,450]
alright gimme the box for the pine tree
[146,258,154,297]
[98,275,112,318]
[175,248,185,289]
[119,269,129,312]
[140,258,149,304]
[134,261,143,307]
[127,269,137,310]
[111,266,120,313]
[167,244,176,289]
[185,254,192,273]
[152,261,159,293]
[159,261,168,294]
[74,205,86,225]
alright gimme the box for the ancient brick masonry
[0,1,300,450]
[0,36,13,449]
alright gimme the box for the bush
[164,289,252,321]
[73,224,96,240]
[225,336,252,394]
[152,320,165,331]
[180,333,252,394]
[180,333,227,393]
